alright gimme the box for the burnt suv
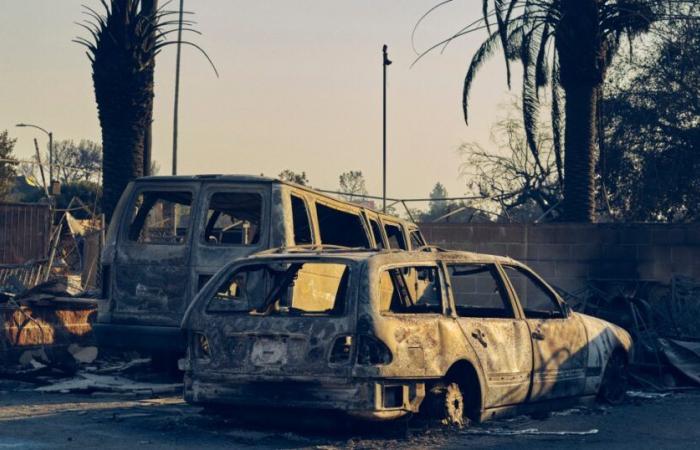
[181,248,632,424]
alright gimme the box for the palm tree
[76,0,215,221]
[415,0,694,222]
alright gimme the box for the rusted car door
[444,262,533,408]
[501,265,588,402]
[112,182,199,326]
[191,182,271,293]
[375,264,448,377]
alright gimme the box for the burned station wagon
[180,248,632,425]
[95,175,424,357]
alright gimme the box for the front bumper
[184,372,426,421]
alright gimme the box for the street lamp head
[16,123,27,127]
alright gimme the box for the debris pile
[558,277,700,390]
[1,279,97,374]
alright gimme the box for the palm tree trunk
[562,84,598,221]
[142,0,157,176]
[556,0,602,222]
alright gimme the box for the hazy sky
[1,0,516,204]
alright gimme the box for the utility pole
[172,0,185,175]
[382,44,391,213]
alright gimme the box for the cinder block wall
[418,223,700,292]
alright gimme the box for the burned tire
[598,351,628,405]
[424,382,467,427]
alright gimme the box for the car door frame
[498,262,589,403]
[113,181,200,325]
[440,258,535,409]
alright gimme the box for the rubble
[36,372,181,395]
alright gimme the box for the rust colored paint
[1,299,96,358]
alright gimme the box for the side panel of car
[499,264,589,402]
[356,260,483,384]
[442,261,534,409]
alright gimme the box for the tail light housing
[357,335,392,365]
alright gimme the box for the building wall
[0,202,50,264]
[419,223,700,292]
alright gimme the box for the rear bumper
[93,322,185,353]
[184,372,426,421]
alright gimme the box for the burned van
[181,248,632,425]
[95,175,425,355]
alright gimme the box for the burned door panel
[191,184,271,298]
[113,186,197,325]
[502,265,588,401]
[446,263,533,408]
[369,265,446,378]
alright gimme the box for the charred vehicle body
[181,248,632,424]
[95,175,425,355]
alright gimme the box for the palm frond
[463,30,501,124]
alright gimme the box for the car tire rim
[443,382,465,427]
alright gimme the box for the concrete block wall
[418,223,700,292]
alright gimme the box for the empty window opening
[316,203,369,248]
[208,262,349,316]
[380,266,442,314]
[291,195,312,245]
[204,192,262,245]
[504,266,564,319]
[128,191,192,244]
[384,223,407,250]
[370,219,385,249]
[447,264,515,318]
[410,230,426,249]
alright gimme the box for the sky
[1,0,517,205]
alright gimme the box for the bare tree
[338,170,368,201]
[459,101,561,222]
[278,170,309,186]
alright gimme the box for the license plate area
[249,335,306,367]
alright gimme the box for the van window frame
[382,220,408,250]
[408,228,426,249]
[198,185,269,249]
[120,185,197,247]
[314,199,371,248]
[290,193,315,245]
[363,211,387,249]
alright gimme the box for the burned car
[181,248,632,425]
[95,175,424,357]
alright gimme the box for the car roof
[133,174,415,223]
[244,248,518,266]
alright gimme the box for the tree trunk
[556,0,603,222]
[141,0,158,176]
[562,84,598,222]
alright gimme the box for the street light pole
[172,0,185,176]
[16,123,53,183]
[382,45,392,213]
